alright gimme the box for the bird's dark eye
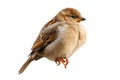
[70,15,77,18]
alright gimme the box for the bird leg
[55,58,69,68]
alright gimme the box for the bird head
[55,8,86,23]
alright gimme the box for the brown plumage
[19,8,86,74]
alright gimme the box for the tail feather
[19,56,33,74]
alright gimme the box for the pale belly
[43,25,79,61]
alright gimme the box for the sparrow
[19,8,86,74]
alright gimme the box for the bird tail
[19,56,33,74]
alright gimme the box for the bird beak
[81,17,86,21]
[76,17,86,22]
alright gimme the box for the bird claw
[55,58,69,68]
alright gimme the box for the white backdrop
[0,0,120,80]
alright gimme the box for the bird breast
[43,22,86,61]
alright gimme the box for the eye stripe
[70,15,78,18]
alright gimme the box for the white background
[0,0,120,80]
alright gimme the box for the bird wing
[30,23,58,54]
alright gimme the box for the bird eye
[70,15,77,18]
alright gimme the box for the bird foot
[55,58,69,68]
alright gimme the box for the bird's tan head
[55,8,86,23]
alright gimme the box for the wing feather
[31,24,58,54]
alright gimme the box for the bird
[19,8,86,74]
